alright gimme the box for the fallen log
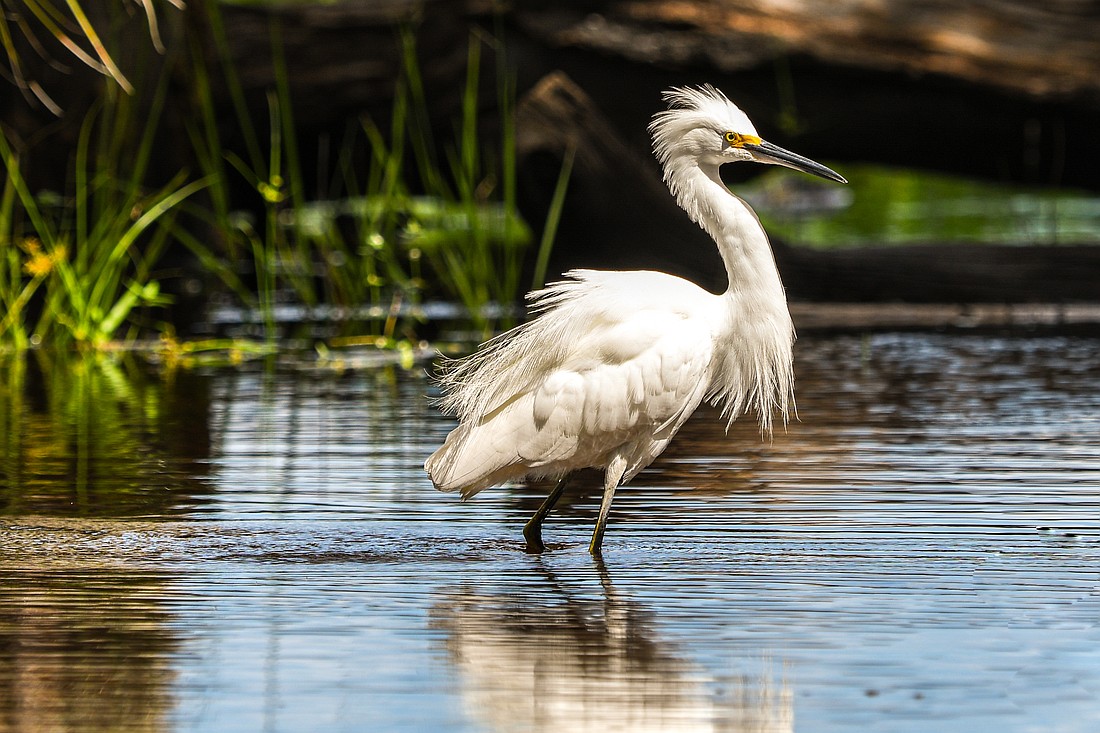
[514,0,1100,103]
[5,0,1100,192]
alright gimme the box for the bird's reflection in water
[431,561,792,733]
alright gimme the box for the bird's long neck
[664,157,795,430]
[674,162,785,299]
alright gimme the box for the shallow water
[2,333,1099,732]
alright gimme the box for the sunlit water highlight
[1,334,1099,732]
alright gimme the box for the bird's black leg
[523,477,570,553]
[588,479,619,556]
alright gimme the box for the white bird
[425,85,846,555]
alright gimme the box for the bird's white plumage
[650,86,758,225]
[425,84,845,550]
[427,269,716,498]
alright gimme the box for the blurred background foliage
[1,0,556,357]
[2,0,1098,358]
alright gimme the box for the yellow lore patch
[723,131,762,148]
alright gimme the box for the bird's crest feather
[648,85,757,166]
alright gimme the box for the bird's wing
[475,301,712,473]
[426,270,716,496]
[434,270,706,420]
[520,309,713,467]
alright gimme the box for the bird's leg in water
[591,457,628,555]
[523,477,570,553]
[589,480,619,555]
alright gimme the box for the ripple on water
[1,334,1099,732]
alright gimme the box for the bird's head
[650,85,847,184]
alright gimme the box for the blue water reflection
[1,334,1099,732]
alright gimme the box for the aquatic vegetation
[180,9,557,344]
[2,5,567,355]
[400,29,529,334]
[0,74,208,350]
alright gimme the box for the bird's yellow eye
[724,131,761,148]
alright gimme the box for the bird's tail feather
[424,424,520,500]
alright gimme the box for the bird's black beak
[744,140,847,184]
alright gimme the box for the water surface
[2,334,1099,732]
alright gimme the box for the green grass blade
[531,146,574,291]
[85,175,212,316]
[0,129,56,248]
[207,0,265,178]
[62,0,134,93]
[97,281,145,340]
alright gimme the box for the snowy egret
[425,85,846,555]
